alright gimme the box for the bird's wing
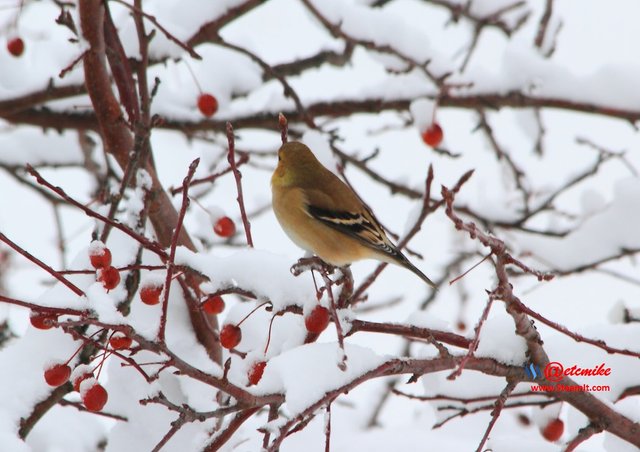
[305,199,399,258]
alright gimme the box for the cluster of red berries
[90,242,120,291]
[30,242,121,331]
[7,37,24,57]
[218,324,266,384]
[217,303,332,385]
[219,304,331,351]
[43,363,109,412]
[42,329,133,411]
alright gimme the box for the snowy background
[0,0,639,451]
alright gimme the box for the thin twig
[475,380,517,452]
[324,403,331,452]
[226,122,253,247]
[169,153,249,195]
[111,0,201,59]
[0,233,84,297]
[26,165,167,259]
[158,158,199,342]
[448,294,494,380]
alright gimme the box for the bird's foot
[290,256,336,277]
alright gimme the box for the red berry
[202,295,225,314]
[7,37,24,57]
[109,334,132,350]
[421,123,443,147]
[72,366,94,392]
[213,216,236,238]
[248,361,267,386]
[220,324,242,349]
[197,93,218,117]
[44,363,71,387]
[30,312,58,330]
[305,306,330,334]
[140,283,162,305]
[89,242,112,269]
[82,382,108,412]
[97,266,120,291]
[541,418,564,442]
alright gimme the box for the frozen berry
[44,363,71,387]
[197,93,218,117]
[421,122,443,147]
[7,37,24,57]
[140,283,162,305]
[30,312,58,330]
[305,306,330,334]
[109,333,132,350]
[248,361,267,386]
[81,381,108,412]
[220,324,241,349]
[88,241,112,269]
[213,216,236,238]
[71,366,94,392]
[97,266,120,291]
[202,295,225,314]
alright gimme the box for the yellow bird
[271,141,436,288]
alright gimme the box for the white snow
[254,342,389,415]
[517,178,640,271]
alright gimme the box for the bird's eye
[278,154,281,161]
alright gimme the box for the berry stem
[66,328,106,365]
[183,60,203,94]
[237,301,270,327]
[264,314,277,355]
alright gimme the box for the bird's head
[272,141,321,187]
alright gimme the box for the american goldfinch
[271,141,436,288]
